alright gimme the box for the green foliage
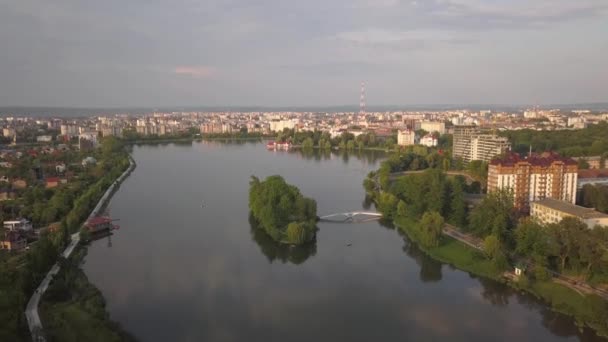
[448,177,467,226]
[249,175,317,245]
[302,137,314,149]
[376,192,399,219]
[483,235,509,272]
[502,122,608,156]
[581,184,608,214]
[467,189,515,240]
[418,211,444,248]
[41,249,137,342]
[514,218,548,260]
[466,160,488,183]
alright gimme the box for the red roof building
[488,152,578,212]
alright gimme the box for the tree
[448,178,467,227]
[546,217,588,271]
[418,211,444,248]
[484,235,509,271]
[468,189,514,238]
[514,218,547,260]
[483,235,502,259]
[397,200,407,218]
[302,137,314,149]
[286,222,308,245]
[249,175,317,245]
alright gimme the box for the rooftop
[490,152,577,167]
[578,169,608,179]
[532,198,608,220]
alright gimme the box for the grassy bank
[393,216,608,337]
[394,217,500,279]
[40,248,137,342]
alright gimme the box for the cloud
[429,0,608,27]
[174,66,217,79]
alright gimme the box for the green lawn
[394,215,608,337]
[394,217,500,279]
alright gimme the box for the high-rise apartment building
[453,125,510,163]
[420,121,446,135]
[487,152,578,212]
[452,125,477,162]
[397,129,417,146]
[471,134,511,162]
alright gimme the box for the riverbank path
[24,156,135,342]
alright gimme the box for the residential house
[45,177,61,189]
[3,219,33,231]
[11,179,27,189]
[0,231,27,251]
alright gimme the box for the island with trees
[249,175,318,245]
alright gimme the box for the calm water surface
[84,142,604,342]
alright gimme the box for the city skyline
[1,0,607,107]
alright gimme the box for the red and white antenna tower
[359,81,366,115]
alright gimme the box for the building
[488,152,578,212]
[453,125,510,163]
[2,128,16,138]
[3,219,33,231]
[269,120,296,132]
[82,156,97,167]
[60,124,79,137]
[101,126,123,138]
[78,132,98,150]
[397,129,417,146]
[45,177,61,189]
[452,125,477,162]
[0,231,27,251]
[531,198,608,228]
[420,121,446,135]
[470,134,511,162]
[420,134,438,147]
[572,156,608,170]
[577,169,608,189]
[85,216,118,233]
[11,179,27,189]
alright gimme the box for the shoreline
[25,155,136,341]
[393,217,608,338]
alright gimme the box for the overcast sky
[0,0,606,107]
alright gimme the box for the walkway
[25,156,135,342]
[319,211,382,223]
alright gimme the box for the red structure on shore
[84,216,119,233]
[266,141,292,151]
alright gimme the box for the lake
[83,141,603,342]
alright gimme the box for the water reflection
[396,222,605,341]
[402,239,443,283]
[290,148,385,165]
[249,214,317,265]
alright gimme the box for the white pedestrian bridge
[318,211,383,223]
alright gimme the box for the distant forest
[501,122,608,157]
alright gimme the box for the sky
[0,0,607,107]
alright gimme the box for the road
[24,157,135,342]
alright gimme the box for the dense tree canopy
[502,122,608,156]
[581,184,608,214]
[249,175,317,245]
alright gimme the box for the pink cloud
[174,66,216,78]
